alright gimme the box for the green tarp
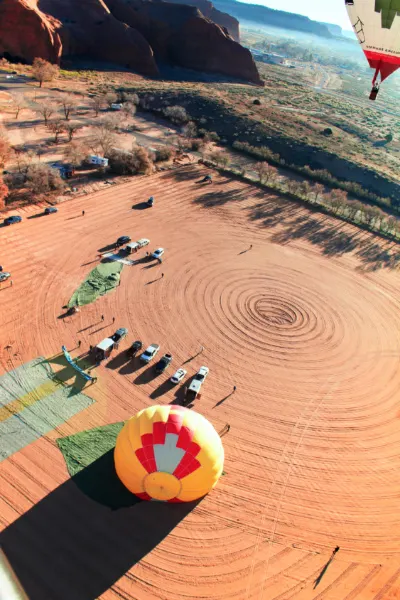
[68,261,123,308]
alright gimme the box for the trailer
[92,338,114,361]
[88,155,109,167]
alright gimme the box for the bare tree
[65,122,81,142]
[164,105,189,124]
[32,58,59,88]
[26,163,65,193]
[103,91,118,109]
[47,118,66,143]
[59,94,79,120]
[100,114,120,132]
[286,179,302,196]
[11,93,27,119]
[206,150,230,168]
[89,124,117,157]
[64,141,88,167]
[255,162,278,185]
[329,189,348,214]
[121,102,137,122]
[109,145,153,175]
[298,181,311,199]
[35,101,57,125]
[120,92,140,105]
[0,126,12,167]
[183,121,197,139]
[89,95,103,117]
[311,182,324,204]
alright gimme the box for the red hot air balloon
[345,0,400,99]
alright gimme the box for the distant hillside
[321,22,342,37]
[213,0,334,38]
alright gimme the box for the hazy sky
[239,0,352,31]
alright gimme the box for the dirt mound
[0,0,261,84]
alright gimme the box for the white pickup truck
[140,343,160,363]
[186,366,209,401]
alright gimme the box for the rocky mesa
[0,0,262,84]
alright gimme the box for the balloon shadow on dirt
[0,449,199,600]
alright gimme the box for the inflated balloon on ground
[114,405,224,502]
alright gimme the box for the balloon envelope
[114,405,224,502]
[345,0,400,83]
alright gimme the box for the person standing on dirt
[101,314,104,322]
[82,210,85,216]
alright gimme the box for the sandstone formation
[0,0,62,64]
[104,0,261,83]
[169,0,240,41]
[0,0,261,85]
[37,0,158,75]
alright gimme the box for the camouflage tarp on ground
[68,261,123,307]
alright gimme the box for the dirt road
[0,165,400,599]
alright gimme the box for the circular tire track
[1,167,400,599]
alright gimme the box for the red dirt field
[1,165,400,599]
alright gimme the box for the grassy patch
[57,422,124,477]
[56,422,140,509]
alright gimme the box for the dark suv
[4,216,22,226]
[155,353,172,374]
[116,236,131,247]
[127,340,142,358]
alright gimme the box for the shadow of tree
[0,449,199,600]
[193,176,400,272]
[160,165,200,182]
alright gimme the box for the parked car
[111,328,128,344]
[44,207,58,214]
[155,353,172,374]
[140,343,160,363]
[0,272,11,282]
[127,340,142,358]
[116,235,131,247]
[151,248,164,260]
[3,216,22,226]
[170,368,187,385]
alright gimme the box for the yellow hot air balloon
[114,405,224,502]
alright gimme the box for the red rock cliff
[0,0,262,85]
[167,0,240,41]
[0,0,62,64]
[104,0,262,84]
